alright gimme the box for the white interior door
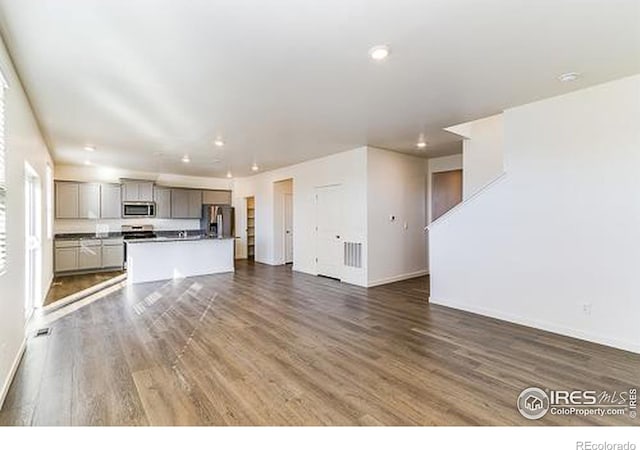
[315,185,342,279]
[25,165,41,317]
[284,193,293,263]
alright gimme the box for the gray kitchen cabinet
[55,238,123,273]
[138,182,154,201]
[78,241,102,270]
[102,243,124,269]
[55,247,78,272]
[171,189,202,218]
[100,183,122,218]
[154,186,172,218]
[202,190,232,205]
[188,189,203,218]
[78,183,100,219]
[55,182,79,219]
[170,189,189,218]
[122,181,154,202]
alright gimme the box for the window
[0,69,7,274]
[45,163,53,239]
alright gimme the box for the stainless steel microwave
[122,202,156,218]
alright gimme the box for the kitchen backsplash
[54,218,202,234]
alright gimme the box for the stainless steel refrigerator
[201,205,235,238]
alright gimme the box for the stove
[121,224,157,240]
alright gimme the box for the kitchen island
[126,235,234,284]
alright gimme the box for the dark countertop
[54,230,213,241]
[54,232,124,240]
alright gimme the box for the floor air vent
[34,328,51,337]
[344,242,362,268]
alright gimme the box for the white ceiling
[0,0,639,177]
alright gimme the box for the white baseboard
[429,297,640,354]
[367,270,429,288]
[0,337,27,411]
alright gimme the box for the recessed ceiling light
[182,155,191,163]
[251,163,259,172]
[226,171,232,178]
[84,160,92,166]
[369,45,390,61]
[416,141,427,149]
[214,138,225,147]
[559,72,580,82]
[84,146,95,152]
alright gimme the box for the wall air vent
[344,242,362,268]
[34,327,51,337]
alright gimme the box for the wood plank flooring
[44,270,125,306]
[1,261,639,425]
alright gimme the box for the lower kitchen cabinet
[54,238,124,273]
[102,244,124,269]
[54,247,79,272]
[78,243,102,270]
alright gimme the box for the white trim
[429,297,640,354]
[0,337,26,411]
[0,66,7,89]
[367,270,428,288]
[42,273,53,306]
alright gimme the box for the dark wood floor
[44,270,125,306]
[2,261,638,425]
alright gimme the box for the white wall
[272,178,293,265]
[459,114,505,199]
[429,75,640,353]
[367,147,428,286]
[233,147,368,286]
[0,35,54,407]
[54,164,231,233]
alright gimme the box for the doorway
[315,184,342,280]
[273,178,293,265]
[432,169,462,221]
[246,196,255,260]
[24,163,42,318]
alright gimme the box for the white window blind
[0,69,7,274]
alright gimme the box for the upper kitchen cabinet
[55,181,80,218]
[100,183,121,218]
[188,189,203,217]
[57,181,121,219]
[202,190,232,205]
[171,188,202,218]
[154,186,172,218]
[122,180,154,202]
[78,183,101,218]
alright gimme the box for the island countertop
[125,235,235,244]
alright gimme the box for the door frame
[283,192,293,264]
[24,162,42,318]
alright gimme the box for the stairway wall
[429,75,640,353]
